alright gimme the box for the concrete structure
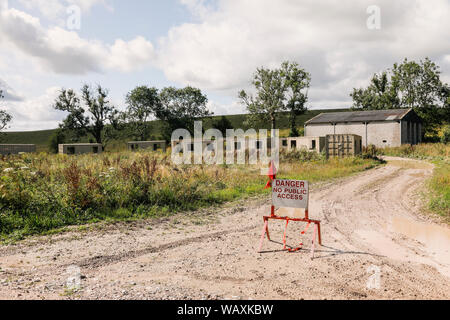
[325,134,362,157]
[305,109,423,148]
[59,143,103,155]
[0,144,36,155]
[280,137,326,153]
[128,141,166,152]
[171,139,216,152]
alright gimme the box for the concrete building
[305,108,423,148]
[0,144,36,156]
[280,137,326,153]
[128,141,166,152]
[171,139,216,152]
[59,143,103,155]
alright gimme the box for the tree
[212,116,233,136]
[239,61,311,131]
[54,84,121,147]
[239,66,285,130]
[48,129,66,154]
[350,72,400,110]
[0,90,12,139]
[351,58,450,136]
[157,86,211,139]
[281,62,311,136]
[125,86,161,141]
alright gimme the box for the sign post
[258,162,322,258]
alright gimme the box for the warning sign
[272,179,309,209]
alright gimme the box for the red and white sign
[272,179,309,209]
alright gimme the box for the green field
[2,109,349,152]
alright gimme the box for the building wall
[59,145,103,155]
[0,144,36,155]
[306,121,403,148]
[280,137,325,153]
[128,141,166,152]
[367,121,401,147]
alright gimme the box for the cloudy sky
[0,0,449,131]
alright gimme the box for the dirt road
[1,157,449,300]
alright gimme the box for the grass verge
[380,143,450,221]
[0,150,382,242]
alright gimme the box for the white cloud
[0,4,155,74]
[0,78,23,101]
[156,0,450,107]
[18,0,112,21]
[2,86,66,131]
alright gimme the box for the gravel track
[0,157,449,300]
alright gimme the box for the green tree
[54,84,121,147]
[239,61,311,131]
[212,116,233,136]
[281,61,311,136]
[351,58,450,136]
[0,90,13,140]
[48,129,66,154]
[350,72,400,110]
[239,66,285,130]
[157,86,211,139]
[125,86,161,141]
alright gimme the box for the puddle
[391,216,450,275]
[391,217,450,253]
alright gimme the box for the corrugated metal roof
[305,108,413,125]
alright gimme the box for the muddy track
[0,157,449,300]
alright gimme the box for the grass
[380,143,450,220]
[0,149,381,241]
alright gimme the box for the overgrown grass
[380,143,450,220]
[428,163,450,219]
[381,143,449,161]
[0,150,381,241]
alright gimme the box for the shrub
[441,126,450,144]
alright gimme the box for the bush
[280,149,324,162]
[441,126,450,144]
[362,144,380,159]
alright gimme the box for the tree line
[1,58,449,149]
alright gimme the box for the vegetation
[351,58,450,137]
[441,125,450,144]
[124,86,160,141]
[0,150,381,241]
[380,143,450,219]
[239,61,311,131]
[0,90,12,140]
[157,86,212,139]
[53,84,122,148]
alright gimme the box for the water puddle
[391,216,450,274]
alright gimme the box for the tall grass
[0,151,381,240]
[381,143,449,161]
[380,143,450,220]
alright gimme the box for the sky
[0,0,449,131]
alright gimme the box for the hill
[2,108,350,152]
